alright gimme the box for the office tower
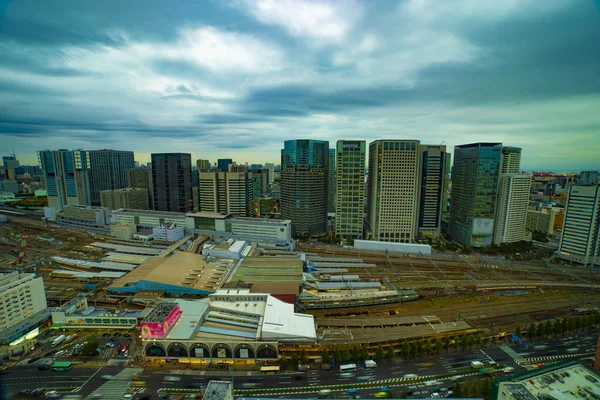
[126,168,154,209]
[493,147,531,244]
[578,171,599,186]
[198,172,254,216]
[280,140,329,237]
[443,154,452,214]
[38,149,92,211]
[151,153,192,212]
[0,272,47,333]
[558,185,600,266]
[228,164,247,172]
[417,145,447,239]
[335,140,366,239]
[448,143,502,247]
[197,159,210,172]
[100,188,149,211]
[265,163,275,185]
[2,155,19,180]
[87,150,135,205]
[328,148,336,213]
[249,168,269,198]
[250,164,263,170]
[366,140,420,243]
[217,158,233,173]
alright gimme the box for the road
[2,331,597,398]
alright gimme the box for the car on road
[164,375,182,382]
[123,333,131,338]
[113,333,121,337]
[101,374,114,380]
[375,392,388,398]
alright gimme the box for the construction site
[2,209,600,355]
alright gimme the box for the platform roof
[262,295,316,340]
[230,256,303,283]
[90,242,163,255]
[315,281,382,290]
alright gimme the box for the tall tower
[265,163,275,185]
[38,149,91,211]
[217,159,233,173]
[151,153,192,212]
[558,185,600,266]
[335,140,366,240]
[366,140,420,243]
[199,171,254,217]
[494,147,531,244]
[280,140,329,237]
[196,159,210,172]
[417,145,447,239]
[448,143,502,247]
[88,150,135,205]
[328,148,336,214]
[127,168,154,209]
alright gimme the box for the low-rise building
[111,208,187,230]
[0,179,19,194]
[57,205,110,230]
[202,239,252,260]
[111,221,137,240]
[100,187,149,211]
[152,222,185,242]
[526,209,556,235]
[51,297,140,330]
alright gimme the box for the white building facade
[0,272,47,333]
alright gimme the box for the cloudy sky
[1,0,599,171]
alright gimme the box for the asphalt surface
[1,330,597,398]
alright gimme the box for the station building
[141,289,316,365]
[50,297,141,330]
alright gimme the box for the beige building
[111,221,137,240]
[526,209,556,235]
[0,272,47,333]
[100,188,149,211]
[196,159,210,172]
[199,172,254,217]
[126,168,153,208]
[366,140,420,243]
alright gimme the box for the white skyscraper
[558,185,600,266]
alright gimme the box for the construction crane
[18,229,27,264]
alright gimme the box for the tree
[568,317,576,333]
[321,348,330,364]
[444,338,451,354]
[535,322,545,339]
[299,349,307,364]
[351,346,360,361]
[401,341,411,359]
[81,340,99,356]
[475,334,483,349]
[435,338,444,355]
[544,321,553,338]
[561,318,569,334]
[376,345,385,361]
[410,342,418,359]
[527,324,536,340]
[452,382,463,398]
[425,340,433,355]
[341,347,351,362]
[466,379,479,398]
[360,346,370,361]
[515,325,521,337]
[553,319,562,336]
[386,346,395,361]
[481,377,492,399]
[333,347,342,364]
[466,335,475,350]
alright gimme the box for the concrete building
[335,140,366,240]
[449,143,502,247]
[417,145,447,239]
[57,205,110,230]
[111,221,137,240]
[88,150,134,205]
[38,149,92,211]
[281,140,329,237]
[197,159,210,172]
[328,148,336,214]
[0,180,18,194]
[2,156,19,180]
[558,185,600,266]
[202,239,251,260]
[112,209,187,230]
[366,140,420,243]
[127,168,154,209]
[526,209,556,235]
[100,187,149,211]
[199,172,254,217]
[51,297,140,330]
[217,158,233,173]
[151,153,193,212]
[577,170,598,186]
[152,222,185,242]
[0,272,47,335]
[265,162,275,185]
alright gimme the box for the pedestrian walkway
[85,367,143,400]
[500,346,525,363]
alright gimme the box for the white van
[364,360,377,368]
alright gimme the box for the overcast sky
[1,0,599,171]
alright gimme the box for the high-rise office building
[127,168,154,209]
[88,150,135,205]
[558,185,600,266]
[197,159,210,172]
[265,163,275,185]
[199,172,254,216]
[493,147,531,244]
[578,171,599,186]
[249,168,269,198]
[100,187,149,211]
[328,148,336,214]
[335,140,366,239]
[366,140,420,243]
[280,140,329,237]
[38,149,92,211]
[2,155,19,180]
[417,145,447,239]
[448,142,502,247]
[151,153,192,212]
[217,158,233,173]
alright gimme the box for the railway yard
[2,209,600,346]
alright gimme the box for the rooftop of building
[204,381,232,400]
[186,211,232,219]
[229,256,303,283]
[108,251,232,293]
[100,187,147,193]
[112,208,186,218]
[63,307,140,319]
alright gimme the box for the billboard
[140,304,182,339]
[472,218,494,236]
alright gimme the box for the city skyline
[0,0,599,171]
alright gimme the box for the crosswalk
[85,368,143,400]
[523,353,595,363]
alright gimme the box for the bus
[131,381,147,387]
[339,363,357,373]
[260,366,280,374]
[52,335,66,347]
[51,361,73,371]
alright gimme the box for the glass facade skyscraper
[88,150,135,205]
[38,149,91,211]
[280,140,329,237]
[151,153,192,212]
[448,142,502,247]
